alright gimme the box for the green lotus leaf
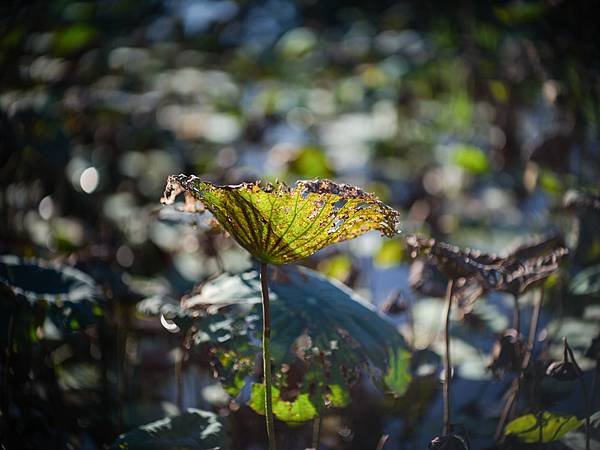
[249,384,319,424]
[161,175,399,264]
[178,265,411,423]
[111,408,228,450]
[0,255,102,334]
[504,411,582,443]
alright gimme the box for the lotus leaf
[161,175,400,264]
[505,411,582,443]
[179,265,411,423]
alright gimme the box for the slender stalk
[578,377,590,450]
[565,342,589,450]
[495,382,518,442]
[311,417,321,449]
[375,434,389,450]
[116,303,126,429]
[1,310,14,443]
[526,290,543,355]
[496,288,543,442]
[407,295,416,353]
[512,294,520,335]
[443,279,454,436]
[175,339,184,410]
[260,262,276,450]
[176,327,193,410]
[591,361,599,416]
[98,316,112,437]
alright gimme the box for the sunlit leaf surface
[111,408,228,450]
[504,411,581,443]
[178,265,411,423]
[249,384,319,423]
[162,175,399,264]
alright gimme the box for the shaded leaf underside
[178,266,411,423]
[162,175,399,264]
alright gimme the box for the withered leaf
[563,190,600,213]
[488,329,525,378]
[406,234,568,308]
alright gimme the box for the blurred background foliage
[1,0,600,449]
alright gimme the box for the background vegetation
[1,0,599,448]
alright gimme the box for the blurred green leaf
[489,80,509,103]
[54,24,96,55]
[317,254,353,281]
[452,145,490,175]
[539,170,563,196]
[162,176,399,264]
[374,239,404,268]
[288,147,334,179]
[494,2,547,24]
[505,411,581,443]
[1,28,24,48]
[111,409,228,450]
[276,27,318,60]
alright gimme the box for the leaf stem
[1,309,14,444]
[496,288,544,443]
[512,294,520,335]
[567,342,589,450]
[526,289,543,355]
[375,434,389,450]
[175,336,184,410]
[311,417,321,449]
[260,262,276,450]
[443,279,454,436]
[578,377,590,450]
[591,360,599,423]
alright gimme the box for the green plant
[162,175,400,449]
